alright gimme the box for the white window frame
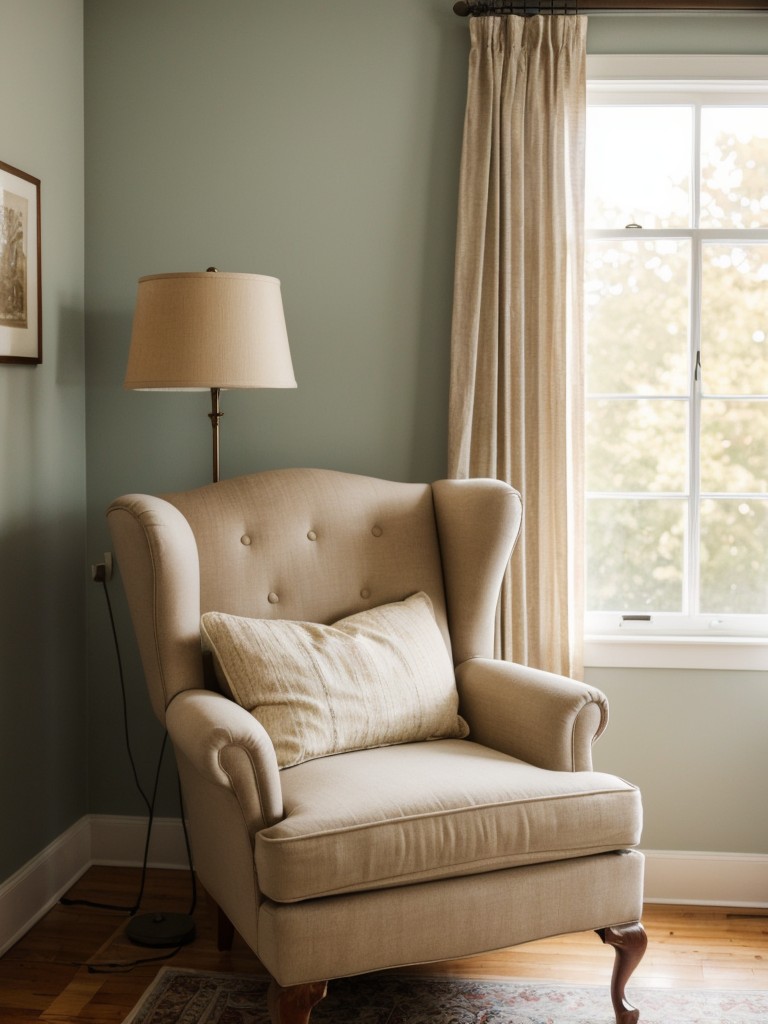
[584,54,768,671]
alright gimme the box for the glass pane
[586,498,686,612]
[701,243,768,395]
[586,239,690,395]
[700,106,768,229]
[585,105,692,228]
[587,398,688,493]
[700,499,768,613]
[701,399,768,494]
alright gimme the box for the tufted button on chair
[107,468,646,1024]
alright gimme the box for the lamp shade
[125,271,296,390]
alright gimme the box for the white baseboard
[0,817,91,958]
[0,814,189,958]
[89,814,189,869]
[2,819,767,958]
[643,849,768,908]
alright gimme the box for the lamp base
[126,911,196,948]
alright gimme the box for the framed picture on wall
[0,160,42,365]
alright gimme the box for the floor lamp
[120,269,295,947]
[124,268,297,483]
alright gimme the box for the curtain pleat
[448,15,586,677]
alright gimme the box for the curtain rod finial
[453,1,471,15]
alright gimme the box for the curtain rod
[454,1,768,14]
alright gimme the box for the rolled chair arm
[455,658,608,772]
[166,689,284,830]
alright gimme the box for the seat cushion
[201,592,468,769]
[255,739,642,903]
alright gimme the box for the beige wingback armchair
[107,468,646,1024]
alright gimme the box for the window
[584,57,768,654]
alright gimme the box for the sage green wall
[0,0,86,881]
[589,668,768,853]
[586,12,768,54]
[84,2,768,857]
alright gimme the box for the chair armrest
[166,689,283,830]
[455,658,608,772]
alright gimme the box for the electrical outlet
[91,551,113,583]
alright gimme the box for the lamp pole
[208,386,223,483]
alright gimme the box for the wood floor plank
[0,867,766,1022]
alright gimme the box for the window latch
[694,350,702,382]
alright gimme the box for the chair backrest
[107,468,521,723]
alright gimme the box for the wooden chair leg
[597,922,648,1024]
[216,905,235,951]
[267,979,328,1024]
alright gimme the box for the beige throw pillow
[200,592,468,768]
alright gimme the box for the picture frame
[0,160,41,364]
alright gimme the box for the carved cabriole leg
[597,922,648,1024]
[267,979,328,1024]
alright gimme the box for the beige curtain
[448,15,586,678]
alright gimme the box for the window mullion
[686,101,703,620]
[692,102,702,228]
[689,232,703,620]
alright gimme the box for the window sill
[584,636,768,671]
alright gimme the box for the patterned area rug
[123,967,768,1024]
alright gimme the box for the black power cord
[86,778,198,973]
[60,730,166,916]
[61,576,197,971]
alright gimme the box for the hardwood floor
[0,866,766,1022]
